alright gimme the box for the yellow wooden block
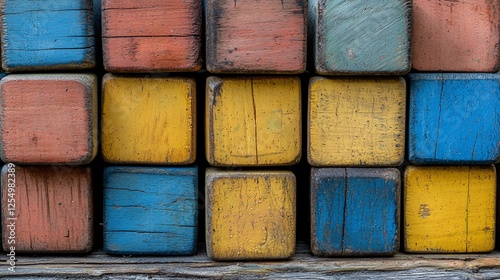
[206,76,301,166]
[404,166,496,253]
[205,169,296,260]
[101,74,196,164]
[308,77,406,166]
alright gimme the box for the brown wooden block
[2,164,93,253]
[102,0,202,72]
[0,74,98,165]
[206,0,307,74]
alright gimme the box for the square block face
[311,168,400,256]
[206,0,306,73]
[206,77,301,166]
[404,166,496,253]
[1,165,93,253]
[412,0,500,72]
[0,74,97,165]
[104,166,198,255]
[308,77,406,166]
[311,0,410,75]
[1,0,95,72]
[102,0,201,72]
[205,170,296,260]
[102,74,196,165]
[409,74,500,164]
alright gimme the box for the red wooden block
[2,165,93,253]
[102,0,202,72]
[412,0,500,72]
[206,0,307,74]
[0,74,97,165]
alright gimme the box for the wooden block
[206,0,307,74]
[0,0,95,72]
[409,74,500,165]
[205,169,296,260]
[308,77,406,166]
[309,0,411,75]
[102,74,196,165]
[1,165,93,253]
[102,0,201,72]
[206,76,301,166]
[0,74,98,165]
[311,168,400,256]
[404,166,496,253]
[412,0,500,72]
[104,166,198,255]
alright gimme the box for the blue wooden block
[104,166,198,255]
[309,0,411,75]
[1,0,95,72]
[311,168,400,256]
[409,73,500,165]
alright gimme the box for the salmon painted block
[206,76,301,166]
[409,74,500,165]
[1,164,93,253]
[309,0,411,75]
[308,77,406,166]
[412,0,500,72]
[311,168,400,256]
[104,166,198,255]
[102,0,202,72]
[205,169,296,260]
[102,74,196,165]
[0,74,98,165]
[404,166,496,253]
[0,0,95,72]
[206,0,307,74]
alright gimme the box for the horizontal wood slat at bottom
[2,245,500,279]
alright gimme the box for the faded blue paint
[104,166,198,255]
[409,73,500,164]
[315,0,410,74]
[311,168,399,256]
[2,0,95,71]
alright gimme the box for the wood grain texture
[205,169,296,261]
[309,0,411,75]
[102,0,201,72]
[412,0,500,72]
[404,165,496,253]
[308,77,406,166]
[1,165,93,253]
[206,0,307,74]
[0,74,98,165]
[311,168,400,256]
[206,76,301,166]
[0,0,95,72]
[104,166,198,255]
[102,74,196,165]
[409,73,500,165]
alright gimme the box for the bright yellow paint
[308,77,405,166]
[404,166,496,253]
[206,170,296,260]
[206,77,301,166]
[101,74,196,164]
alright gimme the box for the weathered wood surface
[412,0,500,72]
[404,166,496,253]
[206,0,307,73]
[2,247,500,279]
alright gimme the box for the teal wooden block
[104,166,198,255]
[1,0,95,72]
[311,168,400,256]
[309,0,411,75]
[409,73,500,165]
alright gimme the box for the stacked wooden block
[0,0,97,253]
